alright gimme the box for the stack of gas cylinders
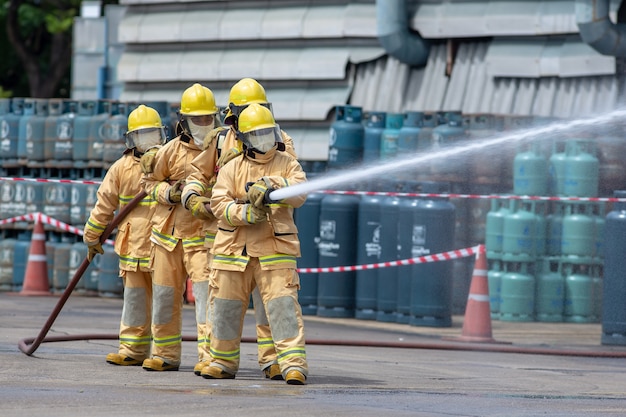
[0,97,176,298]
[486,138,604,323]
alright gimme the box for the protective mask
[127,128,165,153]
[187,118,215,148]
[251,131,276,153]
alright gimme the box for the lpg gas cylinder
[295,192,324,315]
[327,106,364,169]
[363,112,385,163]
[380,113,403,161]
[563,263,594,323]
[499,261,535,322]
[535,258,564,322]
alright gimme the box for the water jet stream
[270,110,626,201]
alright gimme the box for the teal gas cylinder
[327,106,364,169]
[54,100,77,163]
[380,113,403,161]
[561,202,595,262]
[87,100,112,163]
[317,193,360,318]
[98,246,123,298]
[396,183,420,325]
[24,182,45,215]
[563,140,599,197]
[376,182,403,322]
[26,98,49,161]
[468,114,504,181]
[534,201,548,258]
[417,112,437,150]
[406,182,456,327]
[488,259,504,319]
[294,192,324,315]
[52,240,73,293]
[546,201,564,256]
[102,102,129,163]
[592,202,605,259]
[43,182,72,224]
[70,182,99,226]
[0,97,24,162]
[0,235,16,291]
[501,199,537,262]
[363,112,385,163]
[549,140,567,196]
[563,263,594,323]
[70,242,99,294]
[398,112,423,153]
[17,98,37,160]
[430,111,466,179]
[73,100,97,166]
[601,191,626,344]
[535,258,564,322]
[355,184,383,320]
[12,231,32,292]
[485,198,510,260]
[499,261,535,322]
[513,142,548,196]
[44,99,63,160]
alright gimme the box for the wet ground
[2,292,626,416]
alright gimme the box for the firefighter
[203,103,309,385]
[140,83,219,372]
[181,77,296,380]
[83,104,165,366]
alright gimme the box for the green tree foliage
[1,0,81,98]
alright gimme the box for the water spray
[269,109,626,201]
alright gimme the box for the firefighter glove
[246,179,273,209]
[139,147,159,174]
[87,241,104,262]
[168,179,185,204]
[187,195,215,220]
[203,127,227,151]
[245,204,267,224]
[216,147,241,170]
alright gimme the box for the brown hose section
[18,190,148,356]
[17,333,626,358]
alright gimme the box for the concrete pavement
[2,292,626,416]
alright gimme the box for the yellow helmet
[180,83,218,116]
[229,78,268,106]
[125,104,166,152]
[237,103,282,153]
[127,104,162,133]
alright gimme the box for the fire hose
[18,190,148,356]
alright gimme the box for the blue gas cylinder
[0,97,24,162]
[546,202,564,256]
[499,261,535,322]
[561,202,595,263]
[363,112,385,163]
[87,100,112,163]
[430,111,466,179]
[563,263,594,323]
[488,259,504,319]
[98,246,123,298]
[18,98,36,161]
[52,240,74,293]
[601,190,626,344]
[376,182,403,322]
[70,183,99,226]
[54,100,77,163]
[406,182,456,327]
[513,142,548,196]
[23,99,48,162]
[103,102,129,163]
[380,113,403,161]
[317,193,360,317]
[468,114,505,181]
[356,184,383,320]
[535,258,564,322]
[327,106,364,169]
[549,140,567,196]
[70,242,99,294]
[294,192,324,315]
[12,231,31,292]
[44,99,63,161]
[563,140,599,197]
[398,112,423,154]
[43,182,72,224]
[485,198,510,260]
[0,236,16,291]
[73,100,97,166]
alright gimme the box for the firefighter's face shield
[125,127,167,153]
[238,125,282,154]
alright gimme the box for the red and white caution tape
[0,212,114,246]
[296,245,484,274]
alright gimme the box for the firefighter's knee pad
[266,296,298,341]
[122,286,148,327]
[193,281,209,325]
[212,298,244,341]
[153,284,175,325]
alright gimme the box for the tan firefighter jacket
[83,151,157,271]
[141,124,205,252]
[210,146,307,272]
[183,126,297,250]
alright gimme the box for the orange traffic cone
[185,276,195,305]
[20,220,51,296]
[450,247,501,343]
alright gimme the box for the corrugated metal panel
[260,6,307,39]
[288,127,330,161]
[137,11,182,42]
[301,6,346,38]
[117,13,143,43]
[220,9,266,40]
[137,51,184,81]
[181,9,223,41]
[344,4,378,37]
